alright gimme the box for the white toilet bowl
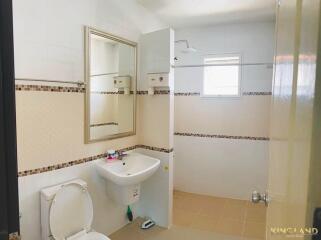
[40,179,110,240]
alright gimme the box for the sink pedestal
[106,181,141,205]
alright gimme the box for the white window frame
[201,53,242,98]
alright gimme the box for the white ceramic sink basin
[96,152,160,186]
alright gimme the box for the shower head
[175,40,197,53]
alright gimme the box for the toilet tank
[40,179,88,240]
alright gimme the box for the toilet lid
[49,183,93,240]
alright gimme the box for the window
[202,55,241,97]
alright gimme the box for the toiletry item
[127,206,133,222]
[107,150,116,160]
[141,219,155,229]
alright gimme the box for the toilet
[40,179,110,240]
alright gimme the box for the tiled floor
[110,218,253,240]
[173,191,266,239]
[109,191,267,240]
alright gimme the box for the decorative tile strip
[9,232,20,240]
[242,92,272,96]
[136,144,174,153]
[174,132,269,141]
[18,152,107,177]
[15,85,271,96]
[91,91,134,94]
[15,84,85,93]
[174,92,200,96]
[137,90,148,95]
[137,90,172,95]
[174,92,272,96]
[18,144,173,177]
[90,122,118,127]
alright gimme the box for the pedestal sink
[96,151,160,204]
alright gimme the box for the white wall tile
[13,0,167,82]
[174,21,275,93]
[174,136,269,200]
[173,21,274,199]
[174,95,271,137]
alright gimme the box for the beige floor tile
[246,204,267,223]
[173,191,185,200]
[215,219,244,236]
[173,190,187,197]
[171,193,266,239]
[225,198,248,207]
[199,195,226,207]
[110,202,267,240]
[243,221,266,239]
[110,222,145,240]
[199,197,225,217]
[110,220,247,240]
[173,208,197,227]
[222,201,247,221]
[174,192,226,222]
[189,214,220,232]
[173,192,205,213]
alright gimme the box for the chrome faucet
[116,150,127,161]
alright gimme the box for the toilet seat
[49,182,109,240]
[67,232,110,240]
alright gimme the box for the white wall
[13,0,169,239]
[174,136,269,200]
[13,0,166,82]
[174,21,275,93]
[174,21,275,200]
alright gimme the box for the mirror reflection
[85,28,136,142]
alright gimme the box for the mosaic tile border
[137,90,172,95]
[174,132,270,141]
[90,122,118,127]
[174,92,272,96]
[92,90,173,95]
[174,92,200,96]
[91,91,134,95]
[174,92,272,97]
[242,92,272,96]
[136,144,174,153]
[15,84,271,97]
[9,232,20,240]
[15,84,173,95]
[18,145,173,177]
[15,84,85,93]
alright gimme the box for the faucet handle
[116,150,123,156]
[116,150,127,160]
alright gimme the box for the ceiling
[137,0,276,29]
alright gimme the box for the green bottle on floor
[127,206,133,222]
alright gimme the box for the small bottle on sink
[106,150,117,161]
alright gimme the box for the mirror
[85,27,136,143]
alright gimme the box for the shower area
[172,21,275,239]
